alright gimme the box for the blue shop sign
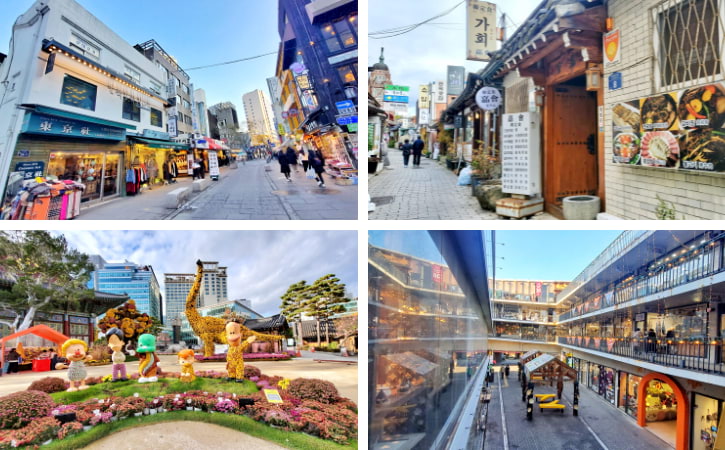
[21,111,126,141]
[142,129,170,140]
[15,161,45,180]
[608,72,623,91]
[336,115,358,125]
[383,95,409,103]
[335,100,355,110]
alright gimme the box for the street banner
[432,264,442,284]
[208,150,220,178]
[466,0,497,62]
[419,85,430,109]
[447,66,465,96]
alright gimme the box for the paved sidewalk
[483,366,671,450]
[368,149,555,220]
[76,159,357,220]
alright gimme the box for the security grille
[653,0,724,90]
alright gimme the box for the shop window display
[598,366,615,404]
[693,393,721,450]
[47,152,120,203]
[644,380,677,422]
[618,372,640,418]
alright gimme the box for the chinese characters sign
[15,161,45,180]
[501,112,541,195]
[419,85,430,109]
[447,66,465,96]
[475,86,501,111]
[21,112,126,141]
[466,0,496,62]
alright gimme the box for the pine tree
[305,274,350,345]
[0,231,94,332]
[280,280,311,347]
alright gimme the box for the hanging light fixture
[586,64,603,91]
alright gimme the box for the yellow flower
[278,378,290,390]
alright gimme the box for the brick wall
[604,0,725,219]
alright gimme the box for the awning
[129,136,189,150]
[29,105,137,130]
[21,105,129,141]
[382,352,438,376]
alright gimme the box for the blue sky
[369,0,542,113]
[54,230,358,317]
[0,0,280,123]
[369,230,624,282]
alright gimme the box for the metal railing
[560,235,724,322]
[559,336,725,375]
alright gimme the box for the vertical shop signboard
[466,0,497,61]
[187,153,195,176]
[208,151,220,178]
[432,264,442,284]
[447,66,466,96]
[501,112,541,196]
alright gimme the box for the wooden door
[544,82,598,218]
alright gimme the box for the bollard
[573,380,579,416]
[521,373,527,402]
[526,382,534,421]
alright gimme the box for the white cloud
[57,230,357,317]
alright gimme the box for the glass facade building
[369,230,491,449]
[90,258,161,320]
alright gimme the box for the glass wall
[618,372,641,418]
[369,231,488,449]
[692,393,721,450]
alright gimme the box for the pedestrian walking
[412,135,425,167]
[277,149,292,182]
[7,348,20,374]
[310,149,326,188]
[504,365,510,377]
[647,328,657,353]
[286,145,299,174]
[300,145,310,172]
[192,159,201,179]
[401,139,412,168]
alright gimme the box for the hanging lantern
[586,64,603,91]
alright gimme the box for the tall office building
[266,77,288,136]
[163,261,228,325]
[89,256,162,320]
[193,88,209,136]
[242,89,276,139]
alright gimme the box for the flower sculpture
[136,334,159,383]
[56,339,91,392]
[178,349,197,383]
[225,318,256,383]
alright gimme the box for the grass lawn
[43,411,356,450]
[51,377,258,404]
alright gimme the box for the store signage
[611,82,725,172]
[475,86,501,111]
[142,129,170,140]
[535,282,542,297]
[608,72,623,91]
[168,116,178,137]
[166,77,177,97]
[336,114,358,125]
[327,49,357,66]
[290,62,306,74]
[447,66,466,96]
[304,121,321,133]
[383,94,409,103]
[208,150,220,178]
[21,112,126,141]
[419,109,430,126]
[419,85,431,109]
[295,74,311,90]
[347,123,358,132]
[635,313,645,322]
[501,112,541,196]
[15,161,45,180]
[432,264,442,284]
[335,100,355,110]
[368,123,375,151]
[603,28,621,68]
[466,0,496,62]
[434,80,446,103]
[16,149,30,157]
[454,115,463,128]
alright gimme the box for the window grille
[653,0,725,90]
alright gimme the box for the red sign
[432,264,442,284]
[535,282,542,297]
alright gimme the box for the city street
[78,159,357,220]
[368,149,554,220]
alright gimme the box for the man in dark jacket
[412,135,425,167]
[285,145,299,173]
[401,139,412,168]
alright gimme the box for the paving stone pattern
[368,149,555,220]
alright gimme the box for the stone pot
[562,196,601,220]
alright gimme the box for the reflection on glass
[369,231,488,449]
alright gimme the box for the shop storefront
[589,364,616,404]
[692,393,722,450]
[618,371,641,418]
[2,106,132,218]
[127,134,192,188]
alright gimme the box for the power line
[370,1,465,39]
[183,51,278,71]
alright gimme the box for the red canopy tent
[0,324,69,367]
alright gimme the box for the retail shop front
[2,105,133,219]
[126,132,191,192]
[300,110,358,177]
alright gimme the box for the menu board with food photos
[611,82,725,172]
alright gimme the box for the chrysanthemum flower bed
[0,366,356,448]
[194,352,292,362]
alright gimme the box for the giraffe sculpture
[185,260,282,357]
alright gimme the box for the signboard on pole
[466,0,497,62]
[447,66,465,96]
[603,28,621,68]
[167,116,178,137]
[383,85,409,103]
[419,85,430,109]
[501,112,541,196]
[434,80,446,103]
[419,109,430,126]
[475,87,501,111]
